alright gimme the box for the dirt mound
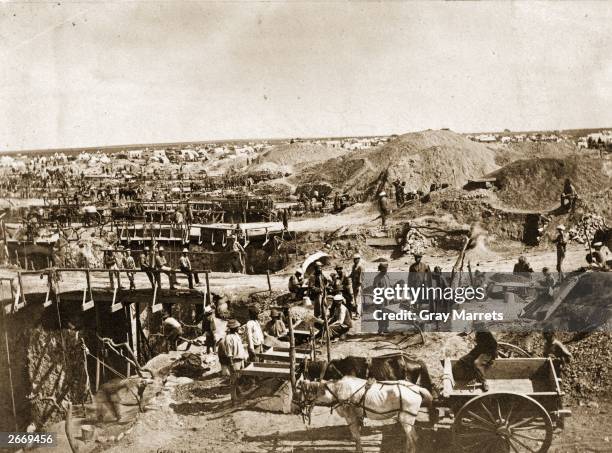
[491,157,612,211]
[258,143,348,168]
[495,141,579,167]
[295,130,499,199]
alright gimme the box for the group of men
[102,245,200,293]
[289,253,365,316]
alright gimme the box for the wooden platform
[241,362,291,378]
[257,347,310,363]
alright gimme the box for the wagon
[418,357,570,452]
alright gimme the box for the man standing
[378,191,390,227]
[245,308,264,362]
[104,249,121,289]
[308,261,328,318]
[553,225,568,281]
[350,253,365,318]
[408,253,432,306]
[221,319,247,404]
[123,248,136,290]
[139,246,154,288]
[332,265,353,312]
[179,248,199,289]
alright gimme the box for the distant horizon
[2,125,611,155]
[2,2,611,152]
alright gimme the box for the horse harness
[298,379,421,425]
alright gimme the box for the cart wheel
[497,342,532,359]
[452,392,553,453]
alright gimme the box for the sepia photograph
[1,2,611,452]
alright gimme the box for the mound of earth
[495,141,579,167]
[295,129,499,199]
[491,157,612,211]
[257,143,348,168]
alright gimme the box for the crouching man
[452,329,498,392]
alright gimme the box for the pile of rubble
[568,213,607,244]
[562,332,612,403]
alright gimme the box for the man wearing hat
[308,261,328,318]
[328,294,352,340]
[139,246,154,288]
[553,226,568,281]
[350,253,365,318]
[264,308,288,339]
[331,264,353,308]
[179,248,199,289]
[245,308,264,361]
[154,246,176,290]
[288,269,305,298]
[408,252,432,305]
[219,319,247,404]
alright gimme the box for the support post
[287,306,296,393]
[266,270,272,294]
[321,296,331,363]
[205,271,211,307]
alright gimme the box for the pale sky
[1,1,611,151]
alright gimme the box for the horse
[303,352,434,394]
[296,376,432,453]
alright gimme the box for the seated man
[264,308,288,339]
[288,269,305,298]
[560,178,578,209]
[452,329,498,391]
[327,294,352,340]
[513,255,534,274]
[588,242,609,270]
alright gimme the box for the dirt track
[95,333,612,453]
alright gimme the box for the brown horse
[303,352,434,394]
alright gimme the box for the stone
[169,352,209,378]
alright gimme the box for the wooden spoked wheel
[453,392,553,453]
[497,342,532,359]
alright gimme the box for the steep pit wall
[0,294,134,431]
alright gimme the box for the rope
[1,283,19,431]
[52,272,69,370]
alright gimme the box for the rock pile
[568,213,607,244]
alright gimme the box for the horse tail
[416,361,434,394]
[417,386,433,407]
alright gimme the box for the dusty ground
[83,332,612,453]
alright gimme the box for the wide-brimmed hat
[352,253,361,259]
[159,246,165,251]
[227,319,241,329]
[314,261,323,267]
[144,246,150,251]
[332,294,345,302]
[204,305,214,314]
[593,242,603,247]
[270,308,281,317]
[182,248,189,253]
[379,191,386,197]
[556,225,565,231]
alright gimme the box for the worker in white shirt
[179,248,200,289]
[220,319,247,404]
[245,308,265,362]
